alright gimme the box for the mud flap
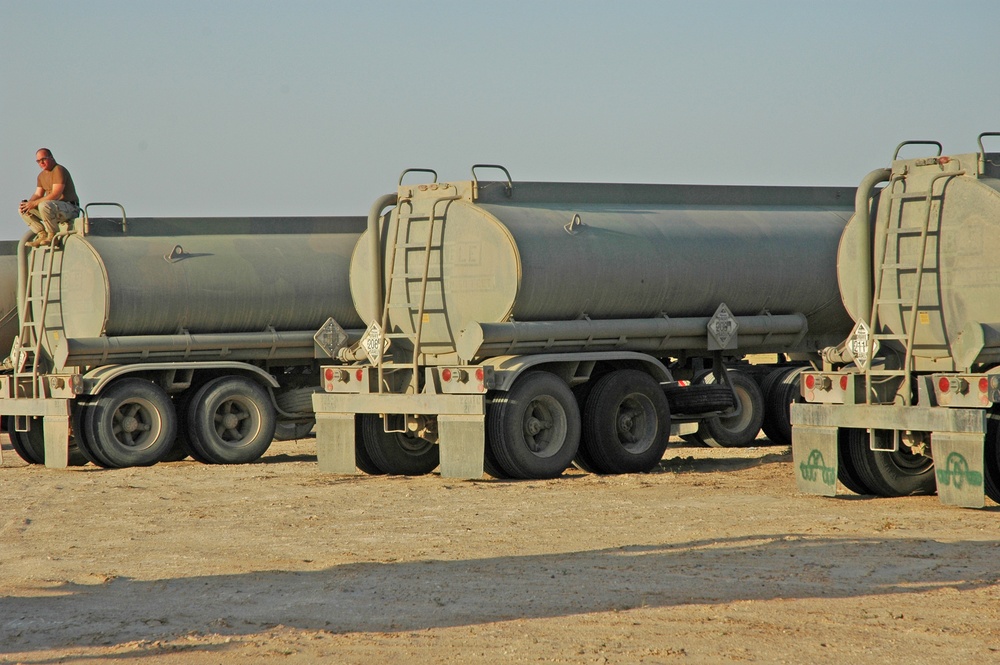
[791,425,839,496]
[43,415,70,469]
[931,432,985,508]
[315,413,358,474]
[438,414,485,479]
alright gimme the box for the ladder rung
[867,369,908,376]
[879,263,920,271]
[890,190,931,200]
[384,332,415,339]
[875,299,915,306]
[395,242,440,250]
[885,227,928,235]
[873,333,909,340]
[391,273,442,280]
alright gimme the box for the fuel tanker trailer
[313,166,856,480]
[0,206,365,468]
[792,133,1000,508]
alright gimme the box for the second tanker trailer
[313,166,857,479]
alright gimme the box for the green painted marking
[935,451,984,489]
[799,448,836,487]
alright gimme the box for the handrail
[398,168,438,186]
[893,140,943,161]
[977,131,1000,170]
[471,164,513,198]
[83,202,128,234]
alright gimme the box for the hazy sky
[3,1,998,239]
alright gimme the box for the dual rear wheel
[73,376,276,468]
[485,369,670,479]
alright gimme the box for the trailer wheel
[8,425,43,464]
[697,370,765,447]
[570,383,600,473]
[353,416,386,475]
[8,419,89,466]
[845,429,935,496]
[581,370,670,474]
[72,403,114,468]
[760,367,804,446]
[360,413,439,476]
[983,413,1000,504]
[87,379,177,468]
[186,376,276,464]
[836,428,874,495]
[486,371,580,479]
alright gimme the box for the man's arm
[21,184,65,211]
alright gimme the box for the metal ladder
[13,243,61,404]
[865,171,962,448]
[376,193,458,396]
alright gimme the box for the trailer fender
[481,352,674,392]
[81,361,281,395]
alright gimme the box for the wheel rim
[522,395,568,457]
[872,430,934,476]
[111,398,162,450]
[392,432,436,457]
[717,384,753,433]
[212,396,261,448]
[615,393,656,454]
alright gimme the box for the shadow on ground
[2,533,995,657]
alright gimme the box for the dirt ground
[1,433,998,665]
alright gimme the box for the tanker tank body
[792,133,1000,508]
[313,166,857,481]
[0,241,20,355]
[1,209,365,469]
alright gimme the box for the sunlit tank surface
[0,241,19,354]
[837,152,1000,369]
[36,216,365,358]
[351,180,857,362]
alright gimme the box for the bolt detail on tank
[792,132,1000,508]
[313,165,857,480]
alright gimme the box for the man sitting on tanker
[18,148,80,248]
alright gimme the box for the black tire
[570,383,600,473]
[984,413,1000,504]
[486,371,580,479]
[837,428,874,495]
[87,379,177,468]
[8,425,43,464]
[73,402,114,468]
[662,384,735,415]
[484,442,513,478]
[697,370,765,448]
[360,413,439,476]
[581,369,671,474]
[9,420,90,467]
[845,428,935,497]
[171,384,216,464]
[186,376,277,464]
[353,416,386,475]
[273,421,316,441]
[760,367,804,446]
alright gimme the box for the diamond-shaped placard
[313,317,350,358]
[707,303,739,351]
[359,321,390,365]
[848,319,879,370]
